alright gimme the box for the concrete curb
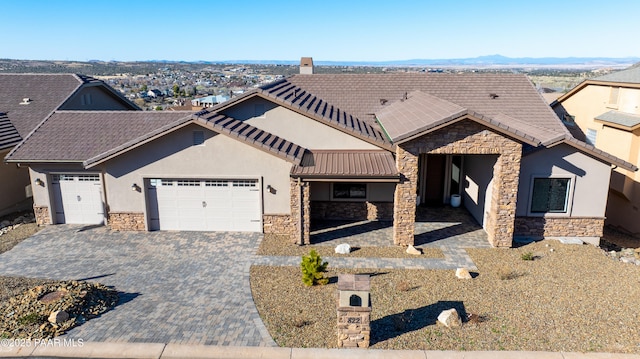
[1,342,639,359]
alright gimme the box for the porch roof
[291,150,399,181]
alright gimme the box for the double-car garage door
[147,178,262,232]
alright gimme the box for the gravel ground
[0,223,39,255]
[250,240,640,352]
[257,234,444,258]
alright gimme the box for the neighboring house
[552,65,640,236]
[5,67,636,248]
[147,89,163,98]
[191,95,230,108]
[0,74,139,217]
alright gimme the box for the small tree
[301,249,328,287]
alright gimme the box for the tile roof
[595,110,640,129]
[291,150,398,180]
[0,113,21,151]
[0,74,85,139]
[7,110,306,167]
[7,111,192,163]
[593,65,640,84]
[281,73,569,143]
[0,73,139,153]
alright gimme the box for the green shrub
[521,252,534,261]
[301,249,328,286]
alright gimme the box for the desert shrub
[521,252,534,261]
[497,265,519,280]
[396,280,411,292]
[301,249,328,286]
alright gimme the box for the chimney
[300,57,314,74]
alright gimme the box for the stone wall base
[311,201,393,221]
[34,205,51,226]
[514,216,605,239]
[263,214,294,237]
[337,307,371,348]
[108,212,146,231]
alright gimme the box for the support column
[485,144,521,247]
[290,178,310,245]
[393,147,418,246]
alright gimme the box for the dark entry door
[424,155,446,205]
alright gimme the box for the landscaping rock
[335,243,351,254]
[455,268,472,279]
[406,245,421,255]
[437,308,462,328]
[48,310,69,324]
[635,248,640,259]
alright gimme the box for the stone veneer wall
[34,206,51,226]
[263,214,294,236]
[290,179,310,245]
[337,306,371,348]
[310,201,394,221]
[108,212,146,231]
[514,217,605,238]
[394,120,522,247]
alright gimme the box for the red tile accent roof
[291,150,398,180]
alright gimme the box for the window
[586,128,597,145]
[608,87,620,107]
[193,131,205,146]
[233,180,257,187]
[333,183,366,199]
[254,104,265,117]
[562,114,575,126]
[530,178,571,213]
[80,93,92,106]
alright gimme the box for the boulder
[455,268,472,279]
[48,310,69,324]
[406,245,421,255]
[437,308,462,328]
[335,243,351,254]
[634,248,640,260]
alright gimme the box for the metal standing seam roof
[291,150,399,180]
[594,110,640,129]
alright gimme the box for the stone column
[393,146,418,246]
[289,178,310,245]
[485,143,521,247]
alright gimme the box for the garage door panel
[52,174,104,225]
[148,178,261,232]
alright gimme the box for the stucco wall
[225,97,381,150]
[516,143,611,217]
[0,149,31,216]
[100,123,293,215]
[60,86,132,110]
[462,155,497,227]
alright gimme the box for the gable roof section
[594,110,640,130]
[0,73,140,151]
[0,113,21,151]
[209,82,393,150]
[557,137,638,171]
[6,110,306,167]
[593,65,640,84]
[291,150,398,180]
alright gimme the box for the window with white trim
[333,183,367,199]
[530,178,571,213]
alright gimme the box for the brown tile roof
[291,150,398,180]
[7,110,306,167]
[7,111,193,163]
[0,112,21,151]
[0,73,139,153]
[282,73,569,142]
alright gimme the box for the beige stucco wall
[0,149,32,216]
[516,143,611,217]
[224,97,382,150]
[100,123,293,215]
[462,155,498,227]
[60,86,132,110]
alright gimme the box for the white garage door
[51,174,105,225]
[147,179,262,232]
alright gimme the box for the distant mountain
[209,55,640,68]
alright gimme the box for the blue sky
[2,0,638,62]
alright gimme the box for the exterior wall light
[35,178,44,187]
[131,183,141,192]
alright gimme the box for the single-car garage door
[147,179,262,232]
[51,174,105,224]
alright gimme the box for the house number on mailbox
[347,317,361,324]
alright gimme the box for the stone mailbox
[337,274,371,348]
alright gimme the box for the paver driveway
[0,225,275,346]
